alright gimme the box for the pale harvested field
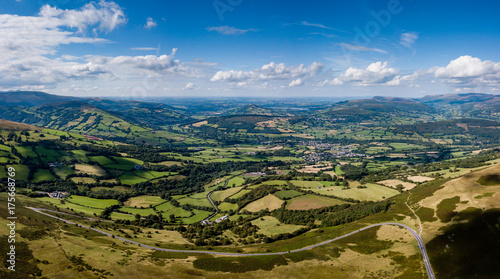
[75,164,107,176]
[407,176,434,183]
[298,164,332,173]
[287,194,344,210]
[277,128,296,133]
[70,177,97,184]
[241,194,283,213]
[124,195,165,207]
[192,120,208,127]
[378,179,416,190]
[255,120,276,128]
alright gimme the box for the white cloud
[144,17,157,29]
[38,1,126,33]
[85,48,206,78]
[336,43,387,54]
[131,47,158,51]
[289,78,304,87]
[207,25,257,35]
[184,82,195,90]
[310,32,337,38]
[210,62,323,86]
[0,2,206,91]
[433,55,500,89]
[328,62,400,86]
[400,32,418,48]
[0,1,126,89]
[299,21,349,34]
[300,21,333,30]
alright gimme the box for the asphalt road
[28,206,435,278]
[201,179,228,223]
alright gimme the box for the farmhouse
[215,215,228,223]
[48,191,68,199]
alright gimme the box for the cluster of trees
[272,201,392,227]
[341,164,369,180]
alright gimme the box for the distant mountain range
[1,91,500,135]
[0,91,191,131]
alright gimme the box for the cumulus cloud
[0,1,206,91]
[0,1,126,60]
[184,82,195,90]
[319,61,425,87]
[0,1,126,89]
[432,55,500,89]
[289,78,304,87]
[336,43,387,54]
[211,62,323,84]
[400,32,418,48]
[207,25,257,35]
[106,48,181,71]
[326,62,405,86]
[38,1,126,33]
[144,17,157,29]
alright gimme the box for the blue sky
[1,0,500,98]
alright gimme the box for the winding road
[28,206,435,279]
[201,179,228,224]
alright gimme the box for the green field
[110,212,136,221]
[53,166,75,179]
[211,186,244,202]
[154,201,176,212]
[32,169,57,182]
[118,172,149,185]
[390,142,425,151]
[38,197,104,216]
[227,176,246,187]
[181,209,212,224]
[88,156,114,165]
[274,190,304,199]
[15,146,37,158]
[251,216,305,236]
[66,195,119,209]
[177,196,212,208]
[160,206,192,219]
[218,202,238,212]
[70,150,89,162]
[120,206,156,216]
[0,144,11,151]
[297,182,400,201]
[112,156,144,166]
[228,189,251,199]
[34,145,61,162]
[9,164,29,180]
